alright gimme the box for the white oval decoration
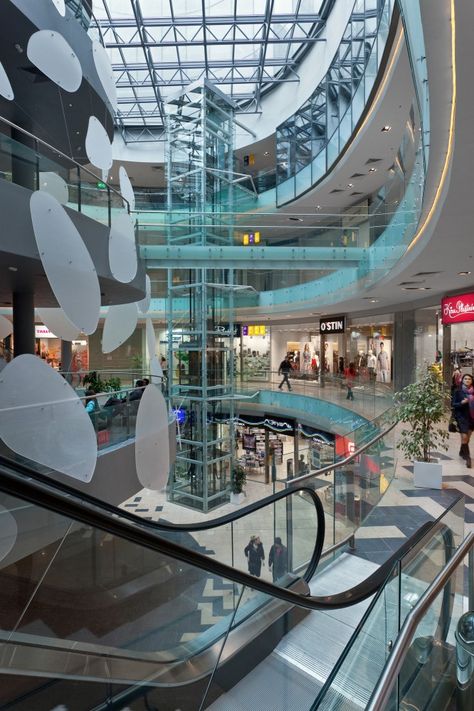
[37,308,80,342]
[51,0,66,16]
[146,317,156,358]
[137,274,151,314]
[85,116,113,172]
[0,315,12,340]
[135,384,170,490]
[102,302,137,354]
[30,191,100,335]
[39,172,69,204]
[27,30,82,93]
[92,41,118,112]
[0,505,18,563]
[0,355,97,481]
[119,166,135,211]
[109,211,138,283]
[150,355,163,382]
[0,61,14,101]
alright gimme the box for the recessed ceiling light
[263,151,269,156]
[370,299,379,303]
[458,271,471,276]
[8,266,18,272]
[381,125,392,132]
[288,217,303,222]
[316,205,321,210]
[369,168,377,173]
[347,183,353,188]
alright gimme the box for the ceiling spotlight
[370,299,379,303]
[347,183,353,188]
[381,125,392,132]
[458,271,472,276]
[316,205,321,211]
[14,43,23,54]
[263,151,270,156]
[369,168,377,173]
[8,266,18,272]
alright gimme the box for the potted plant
[230,464,247,505]
[393,367,449,489]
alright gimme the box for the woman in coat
[452,373,474,468]
[244,535,265,577]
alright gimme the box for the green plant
[82,372,121,393]
[393,367,449,463]
[231,464,247,494]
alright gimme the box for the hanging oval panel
[27,30,82,93]
[36,307,80,342]
[102,302,138,354]
[0,61,14,100]
[30,191,100,335]
[85,116,113,172]
[135,384,170,490]
[137,274,151,315]
[92,41,118,112]
[109,211,138,283]
[0,355,97,481]
[119,166,135,211]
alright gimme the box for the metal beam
[141,245,365,270]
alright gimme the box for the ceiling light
[288,217,303,222]
[263,151,269,156]
[8,266,18,272]
[369,168,377,173]
[370,299,379,303]
[458,271,471,276]
[381,125,392,132]
[347,183,353,188]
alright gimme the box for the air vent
[399,281,424,286]
[351,191,364,196]
[350,172,365,178]
[412,271,442,277]
[365,157,383,164]
[330,188,344,193]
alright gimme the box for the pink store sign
[442,293,474,325]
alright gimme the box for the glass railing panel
[315,568,400,710]
[315,498,465,710]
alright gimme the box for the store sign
[319,315,346,334]
[242,324,266,336]
[35,325,58,339]
[216,323,241,337]
[442,293,474,324]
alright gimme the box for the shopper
[244,535,265,577]
[268,537,288,582]
[452,373,474,468]
[84,388,98,414]
[129,379,145,402]
[278,355,292,391]
[344,362,357,401]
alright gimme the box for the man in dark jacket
[269,537,288,582]
[278,355,292,391]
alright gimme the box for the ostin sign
[319,315,346,334]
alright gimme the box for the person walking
[344,362,357,401]
[268,537,288,582]
[244,535,265,577]
[278,355,292,391]
[452,373,474,468]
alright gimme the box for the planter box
[414,460,442,489]
[230,492,245,505]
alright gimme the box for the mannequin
[367,349,376,381]
[376,341,390,382]
[302,343,312,374]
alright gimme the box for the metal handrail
[366,531,474,711]
[0,114,128,210]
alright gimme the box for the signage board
[442,293,474,325]
[35,325,58,339]
[242,324,266,336]
[215,323,241,337]
[319,315,346,334]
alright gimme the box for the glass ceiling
[91,0,330,139]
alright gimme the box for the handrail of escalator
[0,455,459,612]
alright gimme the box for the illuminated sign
[96,181,107,189]
[319,315,346,334]
[242,324,266,336]
[35,325,58,339]
[243,231,260,245]
[442,293,474,324]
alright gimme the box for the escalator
[0,455,466,710]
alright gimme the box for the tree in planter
[394,367,449,463]
[231,464,247,494]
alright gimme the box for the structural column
[393,310,416,391]
[12,291,35,356]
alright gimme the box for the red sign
[442,293,474,325]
